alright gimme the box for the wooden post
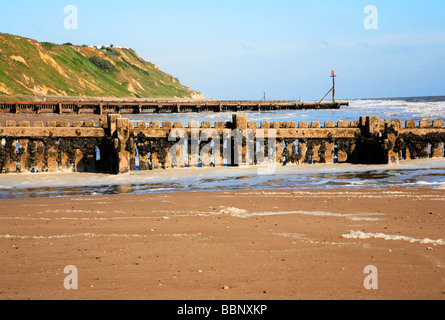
[272,121,283,165]
[188,121,199,167]
[4,138,18,173]
[231,114,247,166]
[431,120,444,158]
[150,121,162,169]
[17,138,29,173]
[324,140,335,164]
[116,117,131,174]
[163,121,173,169]
[45,122,59,173]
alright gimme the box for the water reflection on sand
[0,158,444,200]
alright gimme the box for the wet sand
[0,187,444,300]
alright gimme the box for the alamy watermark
[64,265,78,290]
[167,128,278,174]
[363,265,378,290]
[64,5,78,30]
[364,5,378,30]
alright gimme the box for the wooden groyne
[0,100,348,115]
[0,114,444,174]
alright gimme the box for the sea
[0,98,444,200]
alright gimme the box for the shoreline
[0,187,444,300]
[1,157,445,201]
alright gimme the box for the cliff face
[0,33,203,99]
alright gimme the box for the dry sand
[0,187,444,300]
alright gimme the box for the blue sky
[1,0,444,100]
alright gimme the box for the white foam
[217,207,383,220]
[218,207,248,216]
[44,209,106,214]
[348,99,445,118]
[0,233,147,239]
[341,230,445,245]
[273,232,347,246]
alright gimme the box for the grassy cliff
[0,33,203,99]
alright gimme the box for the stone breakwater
[0,114,444,174]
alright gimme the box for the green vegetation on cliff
[0,33,203,99]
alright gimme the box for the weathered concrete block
[72,121,83,127]
[84,120,96,127]
[419,120,430,128]
[286,121,296,128]
[311,121,320,128]
[272,121,282,129]
[324,121,335,128]
[116,118,129,129]
[337,121,349,128]
[6,121,16,127]
[99,118,107,128]
[137,121,147,129]
[391,120,402,129]
[247,122,257,129]
[201,121,211,128]
[365,116,380,135]
[188,121,199,128]
[260,121,270,129]
[47,121,57,127]
[162,121,173,129]
[405,120,416,128]
[215,121,225,129]
[432,120,443,128]
[18,121,30,127]
[298,122,308,129]
[233,114,247,130]
[57,121,70,127]
[149,121,160,129]
[33,121,44,128]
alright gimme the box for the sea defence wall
[0,114,444,174]
[0,100,347,114]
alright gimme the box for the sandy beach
[0,187,444,300]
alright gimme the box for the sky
[0,0,444,100]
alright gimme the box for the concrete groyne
[0,100,347,115]
[0,114,444,174]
